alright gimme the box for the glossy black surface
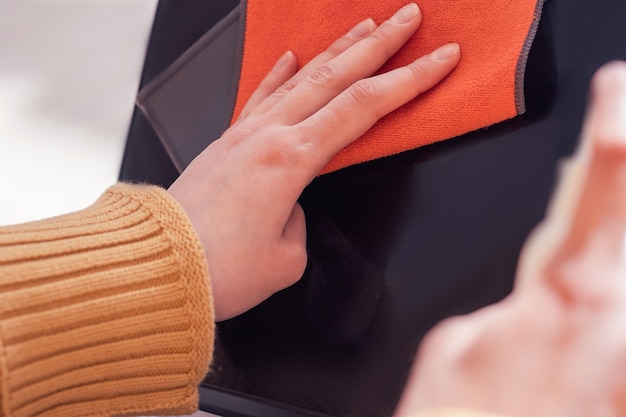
[121,1,626,416]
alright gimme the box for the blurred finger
[545,62,626,303]
[248,17,377,117]
[296,42,460,175]
[272,3,423,124]
[236,51,298,121]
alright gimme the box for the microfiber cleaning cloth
[232,0,546,173]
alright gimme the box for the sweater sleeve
[0,183,214,417]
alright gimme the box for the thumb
[277,203,307,287]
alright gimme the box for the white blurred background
[0,0,156,225]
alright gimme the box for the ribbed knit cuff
[0,183,214,417]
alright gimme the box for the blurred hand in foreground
[168,3,461,321]
[396,61,626,417]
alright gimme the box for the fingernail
[275,50,293,68]
[390,3,420,24]
[348,18,375,38]
[431,43,460,60]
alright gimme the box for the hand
[395,62,626,417]
[168,3,461,321]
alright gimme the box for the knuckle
[257,136,299,167]
[255,129,316,168]
[290,141,317,168]
[309,62,342,85]
[275,77,299,95]
[347,79,378,105]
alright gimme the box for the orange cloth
[232,0,544,173]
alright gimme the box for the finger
[295,42,460,173]
[248,17,377,117]
[543,61,626,304]
[236,51,298,122]
[565,62,626,252]
[547,63,626,225]
[270,3,423,124]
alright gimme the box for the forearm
[0,183,214,417]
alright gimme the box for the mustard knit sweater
[0,183,502,417]
[0,184,213,417]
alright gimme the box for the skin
[169,3,461,321]
[395,62,626,417]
